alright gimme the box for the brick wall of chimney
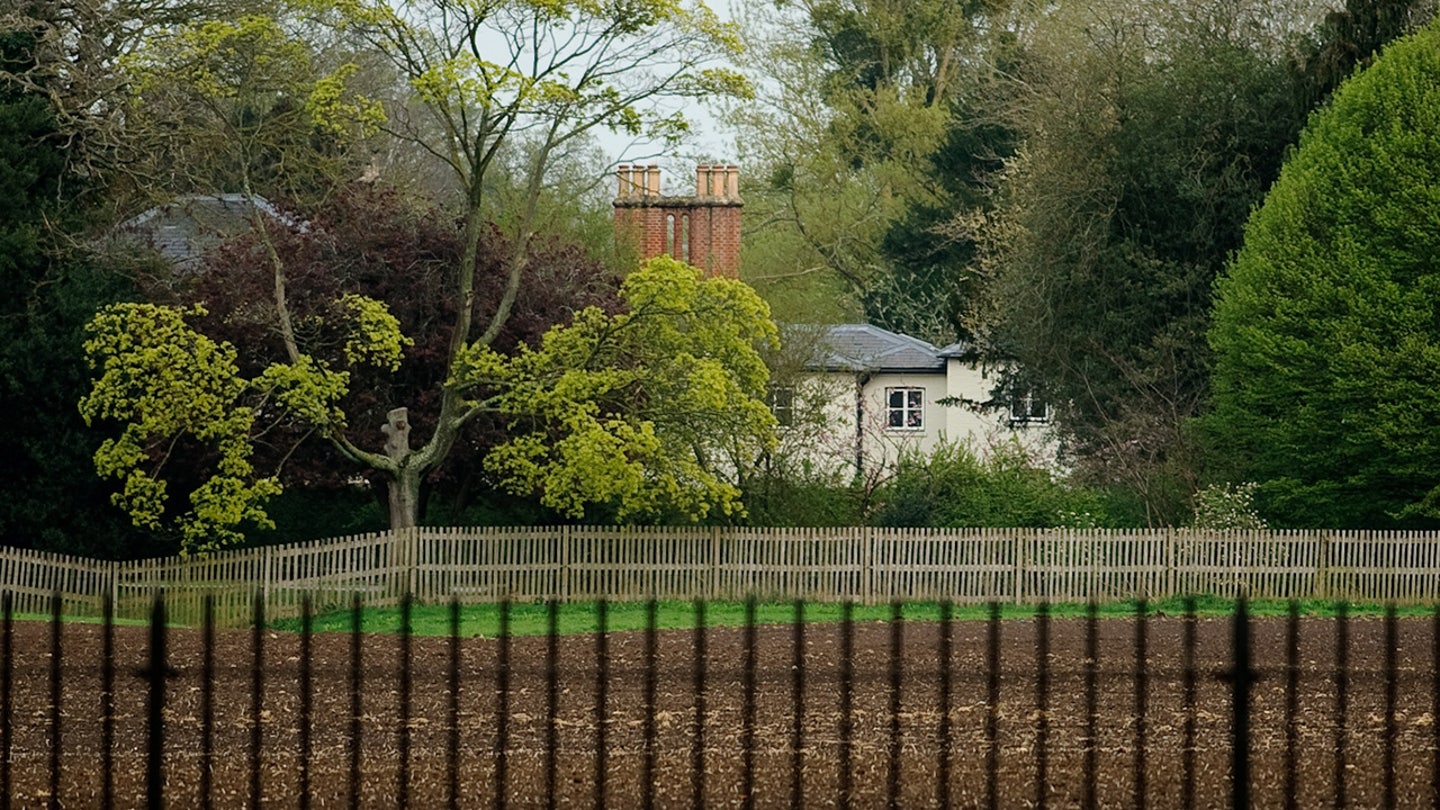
[613,163,742,277]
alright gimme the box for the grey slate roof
[799,324,955,373]
[119,194,294,270]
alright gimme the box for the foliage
[969,0,1318,524]
[80,243,426,552]
[728,0,1013,344]
[185,184,620,519]
[1191,483,1267,532]
[86,0,750,534]
[871,441,1108,529]
[741,470,865,527]
[0,24,147,557]
[119,13,381,209]
[79,304,282,554]
[0,0,261,196]
[1206,21,1440,528]
[454,257,780,523]
[1291,0,1437,107]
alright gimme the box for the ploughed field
[5,614,1437,807]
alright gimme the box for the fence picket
[9,527,1440,619]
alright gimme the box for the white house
[771,324,1057,481]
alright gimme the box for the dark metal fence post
[0,592,9,810]
[399,593,413,810]
[594,599,609,810]
[1383,603,1397,810]
[985,602,1000,810]
[887,600,903,810]
[839,601,855,810]
[691,600,706,810]
[643,599,659,810]
[50,592,62,810]
[1284,601,1299,810]
[1134,599,1148,810]
[348,593,363,810]
[791,600,806,810]
[495,598,511,810]
[742,596,757,810]
[147,593,166,810]
[1433,604,1440,807]
[1084,601,1098,810]
[200,596,214,810]
[545,600,560,810]
[299,596,313,810]
[103,593,116,810]
[448,597,461,810]
[1335,602,1349,809]
[1231,597,1253,810]
[1182,597,1197,810]
[1036,602,1050,810]
[937,600,953,810]
[250,591,265,810]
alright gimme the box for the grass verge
[267,595,1440,638]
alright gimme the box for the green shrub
[871,441,1110,528]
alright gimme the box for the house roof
[119,194,295,270]
[797,324,962,373]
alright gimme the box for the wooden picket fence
[3,526,1440,625]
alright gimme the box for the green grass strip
[267,595,1440,638]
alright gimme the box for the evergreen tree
[1208,21,1440,528]
[0,24,141,555]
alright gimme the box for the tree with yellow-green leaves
[83,257,778,552]
[78,0,752,550]
[455,257,779,523]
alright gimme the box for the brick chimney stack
[613,163,742,277]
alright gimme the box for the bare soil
[4,614,1437,808]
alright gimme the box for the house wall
[779,361,1058,483]
[856,371,948,472]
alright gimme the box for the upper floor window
[886,387,925,429]
[1009,392,1049,426]
[767,386,796,427]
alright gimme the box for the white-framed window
[886,387,925,429]
[767,386,796,427]
[1009,391,1049,426]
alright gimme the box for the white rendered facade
[773,325,1057,482]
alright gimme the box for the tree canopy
[0,21,146,556]
[72,0,749,542]
[83,254,779,552]
[727,0,1013,343]
[1207,20,1440,528]
[968,0,1335,523]
[455,257,779,523]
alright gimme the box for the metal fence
[7,527,1440,625]
[3,591,1438,808]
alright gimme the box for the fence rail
[8,526,1440,624]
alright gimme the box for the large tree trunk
[382,407,422,529]
[387,470,422,530]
